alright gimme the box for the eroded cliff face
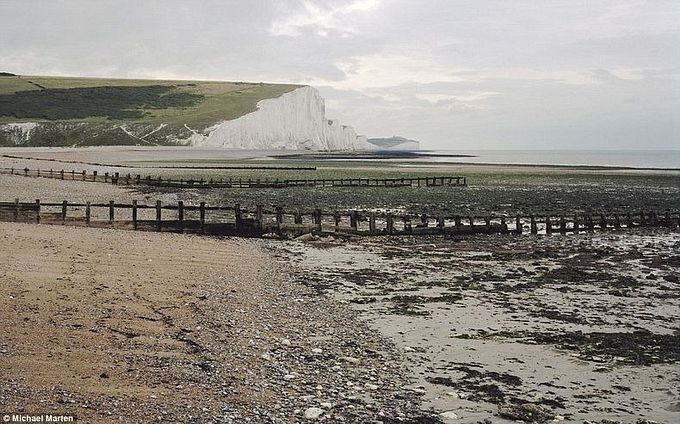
[0,86,370,151]
[184,86,370,150]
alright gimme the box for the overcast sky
[1,0,678,149]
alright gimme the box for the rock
[497,403,553,423]
[99,372,109,379]
[296,233,315,242]
[439,410,458,419]
[311,348,323,354]
[320,402,333,409]
[281,338,291,346]
[340,356,360,364]
[304,407,324,419]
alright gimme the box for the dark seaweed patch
[457,329,680,365]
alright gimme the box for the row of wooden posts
[0,167,467,189]
[1,199,677,238]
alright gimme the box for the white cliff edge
[183,86,372,151]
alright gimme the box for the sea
[418,149,680,170]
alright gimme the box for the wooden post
[421,214,428,227]
[200,202,206,234]
[334,211,340,232]
[14,198,19,221]
[294,209,302,225]
[516,215,522,234]
[108,200,115,224]
[614,214,621,228]
[386,214,394,234]
[234,203,242,228]
[156,200,162,232]
[85,202,90,226]
[114,172,120,185]
[485,216,491,233]
[314,209,322,232]
[626,213,633,228]
[132,200,138,230]
[437,216,445,232]
[71,169,75,180]
[586,215,594,231]
[256,205,264,230]
[530,215,537,234]
[560,216,567,234]
[92,170,97,181]
[468,216,474,228]
[62,200,68,224]
[82,170,86,181]
[104,172,109,183]
[276,206,283,225]
[35,199,40,223]
[404,216,412,233]
[455,216,462,230]
[178,201,184,233]
[573,216,580,233]
[546,216,552,234]
[350,211,358,230]
[37,169,40,177]
[500,216,508,233]
[60,169,65,180]
[599,213,607,229]
[369,213,376,234]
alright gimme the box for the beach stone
[304,407,324,419]
[296,233,315,242]
[340,356,359,364]
[439,411,459,419]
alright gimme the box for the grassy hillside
[0,75,301,126]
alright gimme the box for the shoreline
[0,146,678,173]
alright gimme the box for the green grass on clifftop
[0,75,301,125]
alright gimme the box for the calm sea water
[420,150,680,169]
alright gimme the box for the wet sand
[275,231,680,422]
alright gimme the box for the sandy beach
[1,147,678,423]
[0,221,437,422]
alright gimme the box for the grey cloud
[0,0,677,149]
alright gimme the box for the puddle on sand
[267,229,680,423]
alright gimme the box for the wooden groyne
[1,199,677,239]
[0,167,467,189]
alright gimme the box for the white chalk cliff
[184,86,372,151]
